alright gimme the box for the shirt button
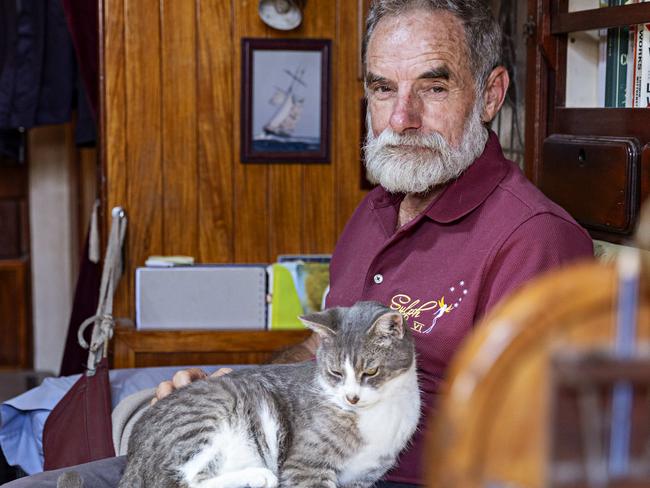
[373,274,384,284]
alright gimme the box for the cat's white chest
[337,367,420,486]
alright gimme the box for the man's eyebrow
[418,67,451,80]
[365,72,391,85]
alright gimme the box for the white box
[135,266,267,330]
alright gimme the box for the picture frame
[241,38,331,163]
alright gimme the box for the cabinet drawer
[540,135,641,235]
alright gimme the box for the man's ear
[368,312,404,339]
[481,66,510,123]
[299,308,339,340]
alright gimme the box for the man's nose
[346,394,359,405]
[389,92,422,133]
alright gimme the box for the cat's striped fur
[118,301,420,488]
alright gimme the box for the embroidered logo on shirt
[389,280,468,334]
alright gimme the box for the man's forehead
[366,9,468,78]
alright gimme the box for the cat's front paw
[245,467,278,488]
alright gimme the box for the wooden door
[0,153,32,369]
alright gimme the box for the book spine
[641,22,650,107]
[605,31,617,106]
[626,23,636,107]
[616,26,630,107]
[634,21,645,106]
[605,0,628,107]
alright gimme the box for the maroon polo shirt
[325,132,593,485]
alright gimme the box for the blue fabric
[0,366,223,475]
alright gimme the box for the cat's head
[299,301,416,410]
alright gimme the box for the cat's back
[122,362,317,487]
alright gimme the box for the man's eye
[372,85,393,95]
[362,367,379,377]
[429,85,446,94]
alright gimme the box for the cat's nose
[346,394,359,405]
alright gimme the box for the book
[639,21,650,107]
[631,0,650,107]
[267,255,331,330]
[605,0,632,107]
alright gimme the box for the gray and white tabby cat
[118,301,420,488]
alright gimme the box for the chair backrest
[425,259,650,488]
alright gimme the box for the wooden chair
[425,257,650,488]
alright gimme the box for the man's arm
[269,332,320,364]
[153,332,320,403]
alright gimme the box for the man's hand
[150,367,232,405]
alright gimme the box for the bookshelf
[525,0,650,243]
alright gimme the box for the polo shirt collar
[424,131,509,223]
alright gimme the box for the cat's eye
[363,367,379,378]
[328,368,342,378]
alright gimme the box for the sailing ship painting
[252,49,322,154]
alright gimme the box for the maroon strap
[43,358,115,470]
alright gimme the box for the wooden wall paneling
[233,4,272,263]
[196,0,234,264]
[112,326,311,368]
[77,147,99,251]
[525,0,553,184]
[0,201,21,257]
[123,0,164,315]
[335,0,367,236]
[160,0,198,257]
[265,5,332,260]
[102,0,129,317]
[299,0,337,255]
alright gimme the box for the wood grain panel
[552,3,650,33]
[102,0,129,317]
[0,200,21,258]
[112,326,311,368]
[102,1,370,320]
[335,0,367,237]
[554,108,650,142]
[233,4,272,263]
[123,0,164,314]
[0,166,26,197]
[0,259,31,368]
[300,0,337,254]
[76,147,98,251]
[160,0,198,256]
[264,5,324,259]
[197,0,234,263]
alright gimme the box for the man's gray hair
[363,0,502,92]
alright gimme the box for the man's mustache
[366,129,450,152]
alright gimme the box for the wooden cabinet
[525,1,650,243]
[112,326,311,369]
[0,164,31,369]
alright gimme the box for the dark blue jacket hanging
[0,0,77,129]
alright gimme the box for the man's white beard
[363,100,489,194]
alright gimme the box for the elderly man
[6,1,592,487]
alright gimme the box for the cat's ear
[299,309,338,339]
[368,312,404,339]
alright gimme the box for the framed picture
[241,38,331,163]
